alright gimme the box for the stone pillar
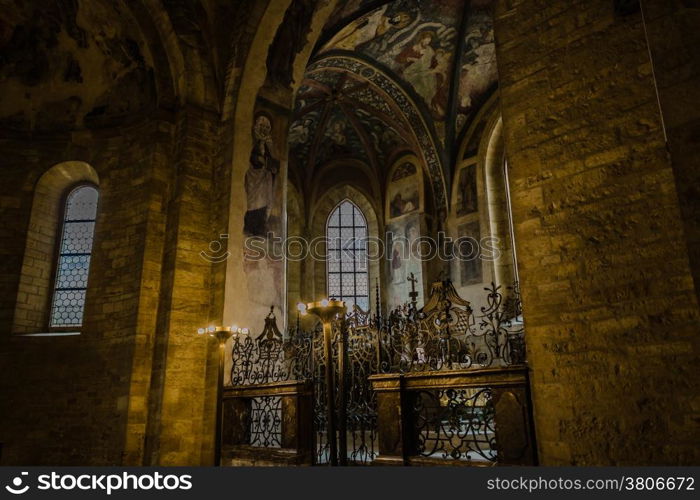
[494,0,700,465]
[641,0,700,306]
[145,105,221,465]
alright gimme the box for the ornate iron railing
[378,278,525,373]
[411,387,497,463]
[248,396,283,448]
[229,307,314,385]
[224,279,528,465]
[229,279,525,387]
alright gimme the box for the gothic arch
[12,161,100,335]
[222,1,339,331]
[308,185,381,311]
[305,55,448,219]
[480,115,517,289]
[450,102,517,299]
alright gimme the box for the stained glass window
[326,200,369,311]
[50,185,99,327]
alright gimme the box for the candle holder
[198,324,245,466]
[305,298,346,465]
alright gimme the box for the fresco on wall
[243,106,285,320]
[458,221,483,286]
[265,0,315,89]
[455,0,498,135]
[355,107,404,166]
[387,213,424,309]
[245,113,281,237]
[456,164,478,217]
[304,56,448,216]
[0,0,157,132]
[320,0,465,120]
[387,161,422,219]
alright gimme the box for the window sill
[13,332,81,337]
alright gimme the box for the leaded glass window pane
[50,185,98,327]
[326,200,369,312]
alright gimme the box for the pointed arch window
[326,200,369,311]
[50,184,99,327]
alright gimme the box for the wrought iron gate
[221,278,535,466]
[312,312,379,465]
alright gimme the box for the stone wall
[143,106,221,466]
[0,116,176,465]
[494,0,700,465]
[642,0,700,305]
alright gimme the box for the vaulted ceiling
[290,68,413,181]
[0,0,245,132]
[0,0,157,131]
[289,0,499,217]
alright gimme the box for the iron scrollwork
[412,388,497,463]
[248,396,283,448]
[226,278,527,461]
[230,307,313,386]
[379,277,526,373]
[342,317,379,464]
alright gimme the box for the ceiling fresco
[291,56,448,215]
[455,0,498,136]
[319,0,466,122]
[289,67,412,179]
[290,1,500,217]
[316,0,500,152]
[0,0,156,132]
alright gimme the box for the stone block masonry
[494,0,700,465]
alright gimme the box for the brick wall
[494,0,700,464]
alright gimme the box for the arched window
[50,184,99,327]
[326,200,369,311]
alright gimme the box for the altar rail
[370,365,536,466]
[221,380,314,466]
[220,279,534,466]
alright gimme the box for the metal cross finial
[374,278,381,328]
[408,272,418,309]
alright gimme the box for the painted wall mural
[265,0,315,89]
[387,160,423,219]
[308,56,448,216]
[458,221,483,286]
[288,69,410,178]
[387,213,425,309]
[0,0,156,131]
[456,163,478,217]
[242,105,285,321]
[245,113,281,237]
[320,0,465,120]
[455,0,498,136]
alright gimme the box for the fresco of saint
[244,114,279,237]
[456,165,478,216]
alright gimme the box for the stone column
[494,0,700,465]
